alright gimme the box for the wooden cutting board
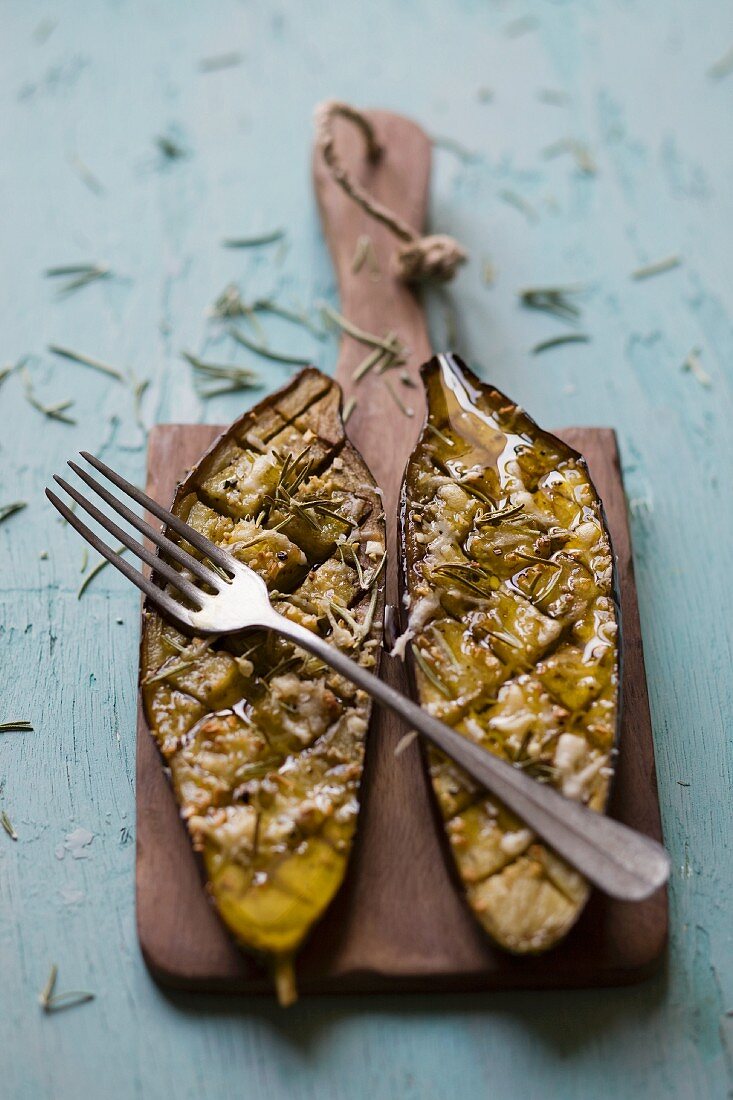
[136,109,667,994]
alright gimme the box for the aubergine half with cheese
[399,353,620,954]
[140,368,385,1004]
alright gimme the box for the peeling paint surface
[0,2,731,1098]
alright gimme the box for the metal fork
[47,451,669,902]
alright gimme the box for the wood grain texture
[137,419,665,992]
[2,3,731,1098]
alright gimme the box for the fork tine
[67,460,225,591]
[45,488,194,625]
[79,451,233,571]
[53,475,206,610]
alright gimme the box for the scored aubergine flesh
[140,369,385,1004]
[400,354,619,953]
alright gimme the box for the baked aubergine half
[399,353,620,954]
[140,368,386,1004]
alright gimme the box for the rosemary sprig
[0,721,34,733]
[222,228,285,248]
[631,255,682,280]
[45,263,110,294]
[519,284,584,322]
[352,346,387,383]
[412,645,451,697]
[49,344,126,381]
[475,500,524,526]
[38,964,94,1013]
[432,561,499,598]
[343,395,357,424]
[500,189,538,222]
[0,501,27,525]
[229,327,311,367]
[532,333,590,355]
[77,544,127,599]
[182,351,261,396]
[22,370,76,424]
[1,810,18,840]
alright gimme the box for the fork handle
[272,616,669,902]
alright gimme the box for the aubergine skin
[399,353,620,954]
[140,368,385,1004]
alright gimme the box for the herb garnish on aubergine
[399,353,620,953]
[141,368,385,1004]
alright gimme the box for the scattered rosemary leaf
[1,810,18,841]
[77,544,127,599]
[400,371,417,388]
[504,15,538,37]
[394,729,419,757]
[199,52,242,72]
[426,422,454,448]
[48,344,126,382]
[0,721,34,733]
[38,964,94,1013]
[476,86,494,103]
[519,284,584,321]
[23,370,76,425]
[353,346,386,383]
[432,134,479,162]
[0,501,27,525]
[228,327,311,367]
[45,263,110,295]
[80,547,88,573]
[499,189,538,222]
[708,45,733,80]
[343,396,357,424]
[482,259,496,285]
[0,365,13,387]
[351,234,381,279]
[156,134,187,160]
[319,302,406,356]
[533,333,591,355]
[384,377,414,418]
[537,89,570,106]
[412,645,451,697]
[631,255,682,280]
[67,153,105,196]
[182,351,261,396]
[221,229,285,249]
[543,137,597,175]
[33,17,56,44]
[39,550,49,560]
[682,348,712,388]
[131,374,150,428]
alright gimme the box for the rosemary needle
[22,370,76,424]
[532,333,590,354]
[519,285,584,322]
[631,256,682,280]
[77,544,127,599]
[1,811,18,841]
[39,964,94,1013]
[500,189,538,222]
[343,396,357,424]
[45,264,110,294]
[0,501,27,524]
[198,52,242,72]
[383,377,414,417]
[182,351,261,395]
[48,344,126,381]
[221,229,285,248]
[319,302,406,356]
[0,721,34,733]
[228,327,311,367]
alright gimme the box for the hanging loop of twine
[314,99,467,284]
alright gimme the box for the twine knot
[315,99,467,285]
[395,234,467,283]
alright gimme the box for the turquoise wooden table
[1,2,731,1097]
